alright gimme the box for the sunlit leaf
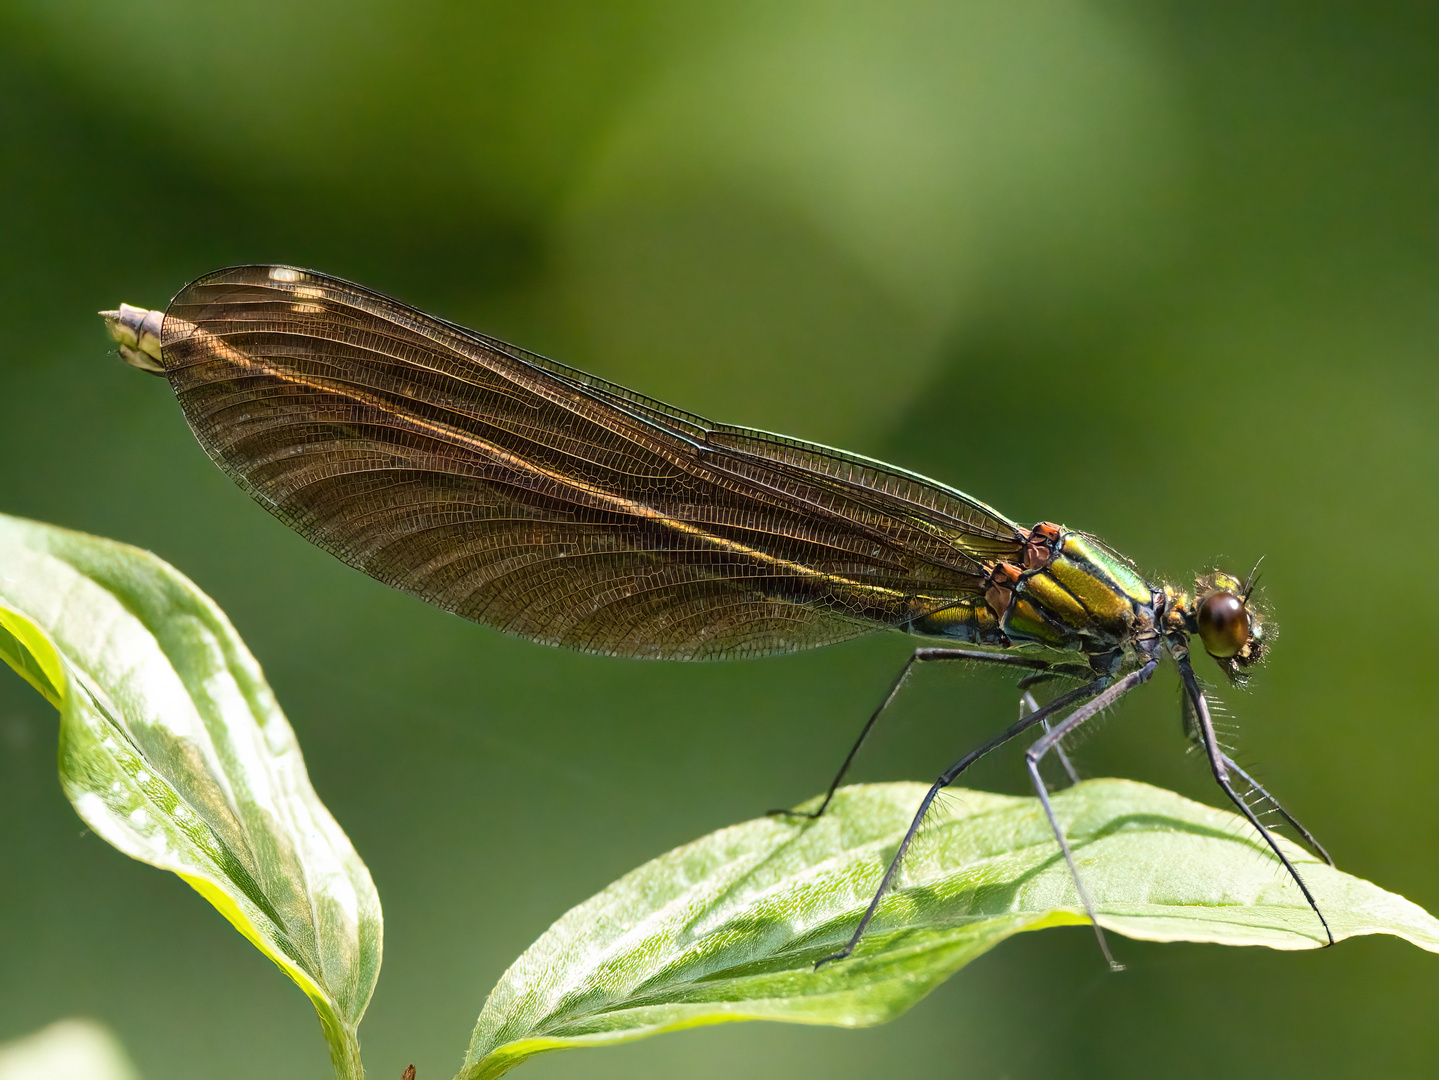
[0,513,380,1080]
[462,779,1439,1079]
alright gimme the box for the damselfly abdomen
[102,266,1333,968]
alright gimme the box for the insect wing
[159,266,1021,659]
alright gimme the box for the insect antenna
[1242,556,1266,600]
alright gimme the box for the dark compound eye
[1196,590,1250,659]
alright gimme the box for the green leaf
[0,514,380,1080]
[462,779,1439,1079]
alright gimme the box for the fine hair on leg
[1218,753,1333,865]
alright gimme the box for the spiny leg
[1022,690,1081,786]
[814,676,1107,968]
[1181,687,1331,865]
[771,647,1052,820]
[1023,660,1158,972]
[1220,753,1333,866]
[1176,654,1334,945]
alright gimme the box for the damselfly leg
[1022,660,1160,971]
[813,676,1107,967]
[769,648,1055,821]
[1177,654,1334,944]
[1217,753,1332,865]
[1022,689,1081,787]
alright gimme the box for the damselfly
[102,265,1333,968]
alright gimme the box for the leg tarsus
[1027,750,1124,972]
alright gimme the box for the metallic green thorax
[911,526,1164,677]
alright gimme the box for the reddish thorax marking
[984,561,1022,619]
[984,523,1063,619]
[1022,521,1063,571]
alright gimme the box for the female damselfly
[103,265,1332,969]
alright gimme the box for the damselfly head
[1193,571,1268,682]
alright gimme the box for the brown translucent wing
[159,265,1024,660]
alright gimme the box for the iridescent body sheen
[914,529,1161,675]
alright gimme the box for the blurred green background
[1,2,1436,1077]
